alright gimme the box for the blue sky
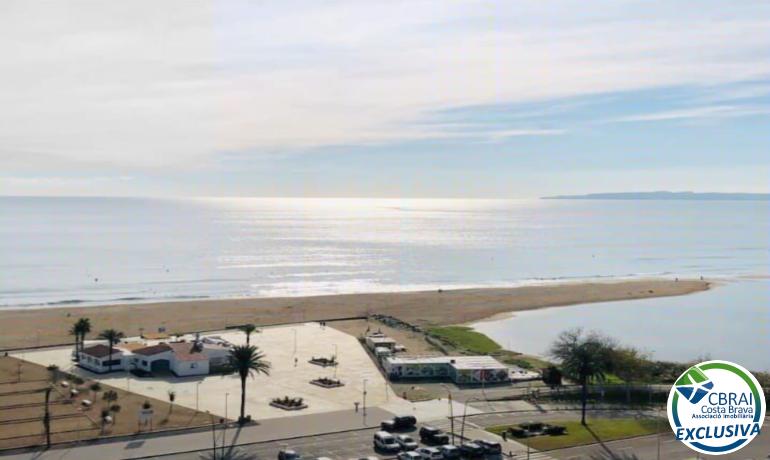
[0,0,768,197]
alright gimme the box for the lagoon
[472,279,770,371]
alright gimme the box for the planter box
[308,359,337,367]
[310,379,345,389]
[270,401,309,411]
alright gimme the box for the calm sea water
[1,197,767,309]
[473,279,770,371]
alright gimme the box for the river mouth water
[472,279,770,372]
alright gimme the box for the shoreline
[0,278,710,350]
[1,274,719,312]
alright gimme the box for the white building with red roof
[78,339,231,377]
[78,344,126,373]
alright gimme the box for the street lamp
[362,379,368,418]
[333,343,339,379]
[656,405,662,460]
[441,384,455,445]
[196,381,203,411]
[460,396,483,441]
[223,393,230,460]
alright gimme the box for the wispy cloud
[484,128,566,142]
[0,0,768,172]
[604,105,770,123]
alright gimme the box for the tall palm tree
[239,324,258,345]
[167,390,176,415]
[70,318,91,361]
[102,389,119,407]
[69,326,80,361]
[227,345,271,424]
[97,329,125,372]
[550,328,616,425]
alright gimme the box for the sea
[1,197,767,368]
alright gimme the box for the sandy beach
[0,278,709,350]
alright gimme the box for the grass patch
[427,326,501,354]
[487,418,667,451]
[495,350,552,369]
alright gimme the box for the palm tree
[227,345,271,424]
[109,404,121,423]
[97,329,125,372]
[168,390,176,415]
[100,408,111,433]
[46,364,60,384]
[70,318,91,361]
[239,324,258,345]
[69,325,80,361]
[102,389,119,408]
[89,382,102,401]
[550,328,616,425]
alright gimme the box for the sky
[0,0,768,198]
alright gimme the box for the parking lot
[139,422,501,460]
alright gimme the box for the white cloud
[0,0,768,171]
[605,105,770,123]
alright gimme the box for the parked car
[439,445,460,460]
[278,450,301,460]
[419,426,450,445]
[397,452,423,460]
[417,447,444,460]
[374,431,402,452]
[458,442,484,458]
[472,440,502,455]
[396,434,419,451]
[381,415,418,431]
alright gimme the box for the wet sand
[0,279,710,350]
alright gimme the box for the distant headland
[542,191,770,201]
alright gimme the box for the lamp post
[333,344,339,379]
[441,384,455,445]
[196,381,203,411]
[362,379,368,418]
[43,386,52,448]
[208,411,217,460]
[460,397,482,441]
[656,405,662,460]
[222,393,229,460]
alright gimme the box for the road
[0,408,394,460]
[2,405,768,460]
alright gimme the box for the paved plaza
[13,323,396,420]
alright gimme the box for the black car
[381,415,417,431]
[278,450,301,460]
[419,426,450,445]
[472,440,502,455]
[458,442,484,458]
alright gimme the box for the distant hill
[542,191,770,201]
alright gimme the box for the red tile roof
[81,344,116,358]
[132,343,173,356]
[169,342,208,361]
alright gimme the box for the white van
[373,431,401,452]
